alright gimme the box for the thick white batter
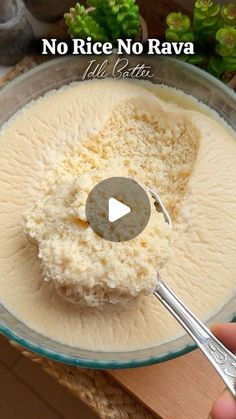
[0,79,235,351]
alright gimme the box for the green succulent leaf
[221,3,236,26]
[202,16,218,26]
[111,5,119,13]
[209,4,221,17]
[65,0,140,42]
[208,55,224,76]
[75,4,82,13]
[119,4,129,12]
[64,2,107,41]
[166,12,191,33]
[180,32,195,42]
[195,0,213,10]
[215,44,232,57]
[222,57,236,71]
[223,54,236,64]
[194,9,207,21]
[193,0,220,32]
[95,0,140,40]
[187,53,205,64]
[164,0,236,80]
[165,29,180,42]
[216,27,236,49]
[117,12,125,22]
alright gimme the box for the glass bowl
[0,55,235,369]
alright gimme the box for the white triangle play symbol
[108,197,131,223]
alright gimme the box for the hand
[210,323,236,419]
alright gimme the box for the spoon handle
[154,278,236,398]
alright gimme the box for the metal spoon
[151,190,236,398]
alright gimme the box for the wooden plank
[0,362,60,419]
[108,349,225,419]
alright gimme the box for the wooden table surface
[109,349,225,418]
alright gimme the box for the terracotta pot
[139,15,148,43]
[228,73,236,91]
[23,0,80,22]
[0,0,34,65]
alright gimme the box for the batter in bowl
[23,94,198,306]
[0,79,235,351]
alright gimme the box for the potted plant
[64,0,148,44]
[164,1,236,88]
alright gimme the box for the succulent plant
[64,0,140,42]
[64,4,107,41]
[89,0,140,40]
[165,13,194,43]
[216,26,236,56]
[221,3,236,26]
[209,26,236,76]
[165,1,236,80]
[193,0,221,44]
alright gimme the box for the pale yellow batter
[0,79,235,351]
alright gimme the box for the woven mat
[10,341,155,419]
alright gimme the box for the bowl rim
[0,322,196,369]
[0,55,235,369]
[1,54,236,100]
[0,312,235,369]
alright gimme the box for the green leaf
[119,5,129,13]
[194,9,207,21]
[216,27,236,49]
[117,12,125,22]
[111,5,120,14]
[180,32,195,42]
[195,0,213,12]
[64,2,108,41]
[187,53,205,64]
[223,59,236,71]
[182,15,191,31]
[64,13,73,25]
[123,11,137,20]
[132,5,139,13]
[223,55,236,65]
[221,3,236,26]
[65,0,141,42]
[202,16,218,27]
[215,44,232,57]
[208,4,221,17]
[126,20,139,29]
[208,55,224,75]
[166,12,191,32]
[165,29,180,42]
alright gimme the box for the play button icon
[85,177,151,242]
[108,198,131,223]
